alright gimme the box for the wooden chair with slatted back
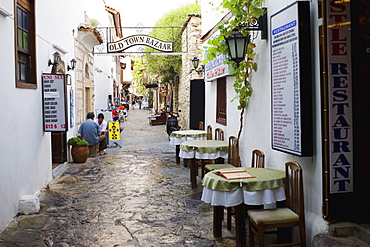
[204,136,240,173]
[251,149,265,168]
[214,128,225,141]
[248,161,306,247]
[207,125,212,140]
[214,128,225,163]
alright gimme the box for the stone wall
[178,14,202,130]
[75,39,95,128]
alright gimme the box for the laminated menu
[216,169,255,180]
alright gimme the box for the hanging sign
[42,74,67,132]
[327,0,353,194]
[107,35,173,53]
[270,1,313,156]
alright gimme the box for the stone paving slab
[0,109,238,247]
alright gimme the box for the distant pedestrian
[132,99,136,109]
[138,98,142,109]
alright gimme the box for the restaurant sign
[107,35,173,53]
[204,53,232,81]
[42,74,67,132]
[270,1,313,156]
[327,0,353,194]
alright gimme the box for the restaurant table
[201,167,286,247]
[169,130,207,164]
[179,140,228,188]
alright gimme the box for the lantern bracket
[240,7,267,40]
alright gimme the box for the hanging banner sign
[107,35,173,53]
[327,0,353,194]
[42,74,67,132]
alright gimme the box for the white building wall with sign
[0,0,97,231]
[202,0,327,244]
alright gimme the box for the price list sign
[270,2,312,156]
[42,74,67,132]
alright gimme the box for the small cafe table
[201,167,286,247]
[169,130,207,164]
[179,140,228,188]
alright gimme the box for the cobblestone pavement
[0,109,237,247]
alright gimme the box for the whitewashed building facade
[201,0,370,244]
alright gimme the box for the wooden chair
[207,125,212,140]
[214,128,225,141]
[204,136,240,173]
[214,128,225,163]
[248,161,306,247]
[251,149,265,168]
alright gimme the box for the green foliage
[90,19,100,27]
[131,57,146,94]
[67,137,89,147]
[205,0,264,109]
[144,3,200,82]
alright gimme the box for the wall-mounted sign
[42,74,67,132]
[204,53,232,81]
[326,0,353,194]
[270,1,313,156]
[107,35,173,53]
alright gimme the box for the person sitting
[78,112,107,155]
[94,113,108,135]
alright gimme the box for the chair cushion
[248,208,299,224]
[205,164,235,171]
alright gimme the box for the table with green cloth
[179,140,229,188]
[169,130,207,164]
[201,167,286,247]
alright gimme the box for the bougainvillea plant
[204,0,265,140]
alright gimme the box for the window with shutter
[15,0,36,89]
[216,78,227,125]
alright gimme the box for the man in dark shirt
[78,112,107,155]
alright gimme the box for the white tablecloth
[179,149,228,160]
[170,136,206,145]
[201,187,286,207]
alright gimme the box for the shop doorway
[189,79,205,129]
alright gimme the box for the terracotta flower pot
[71,146,89,163]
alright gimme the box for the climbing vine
[204,0,265,140]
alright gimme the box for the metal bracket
[242,7,268,40]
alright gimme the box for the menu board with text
[42,74,67,132]
[270,2,313,156]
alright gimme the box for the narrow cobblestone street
[0,109,236,247]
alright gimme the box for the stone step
[312,222,370,247]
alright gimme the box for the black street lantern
[67,58,77,71]
[191,56,200,70]
[224,31,250,64]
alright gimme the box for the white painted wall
[202,0,328,244]
[0,0,88,231]
[84,2,115,112]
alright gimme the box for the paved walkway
[0,109,236,247]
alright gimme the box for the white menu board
[42,74,67,132]
[271,2,312,156]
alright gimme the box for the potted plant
[67,137,89,163]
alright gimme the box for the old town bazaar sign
[108,35,172,53]
[94,26,182,55]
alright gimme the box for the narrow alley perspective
[0,109,236,247]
